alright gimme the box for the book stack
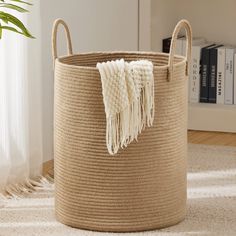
[162,37,236,105]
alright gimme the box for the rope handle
[168,19,192,81]
[52,19,73,67]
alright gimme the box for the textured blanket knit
[97,59,154,155]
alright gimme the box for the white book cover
[225,47,235,104]
[217,47,226,104]
[189,41,209,103]
[176,37,183,56]
[234,53,236,104]
[185,37,206,102]
[189,45,201,103]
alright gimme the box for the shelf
[188,103,236,133]
[145,0,236,133]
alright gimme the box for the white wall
[151,0,179,52]
[41,0,139,162]
[174,0,236,45]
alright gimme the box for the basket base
[55,209,186,233]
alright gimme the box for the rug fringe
[0,175,54,201]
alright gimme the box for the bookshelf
[139,0,236,133]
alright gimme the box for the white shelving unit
[189,103,236,133]
[140,0,236,133]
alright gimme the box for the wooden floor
[43,130,236,175]
[188,130,236,146]
[43,159,54,177]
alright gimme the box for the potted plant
[0,0,33,38]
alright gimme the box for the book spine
[162,37,171,53]
[225,49,234,104]
[208,48,217,103]
[217,48,225,104]
[189,46,201,103]
[200,48,209,103]
[234,53,236,104]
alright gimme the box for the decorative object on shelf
[52,18,192,232]
[0,0,34,39]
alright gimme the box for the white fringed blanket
[97,59,154,155]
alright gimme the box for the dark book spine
[162,37,171,53]
[200,48,210,103]
[208,48,217,103]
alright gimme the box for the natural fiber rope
[168,19,192,81]
[52,18,73,67]
[52,19,192,232]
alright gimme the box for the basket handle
[167,19,192,81]
[52,19,73,67]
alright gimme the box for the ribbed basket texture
[52,19,192,232]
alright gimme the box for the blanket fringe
[107,72,155,155]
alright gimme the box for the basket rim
[55,51,186,71]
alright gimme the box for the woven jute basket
[52,19,192,232]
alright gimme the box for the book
[162,36,206,103]
[225,47,235,105]
[176,36,184,56]
[200,44,216,103]
[189,41,208,103]
[162,36,183,54]
[234,53,236,104]
[162,36,205,56]
[183,37,206,57]
[162,36,186,55]
[217,47,226,104]
[162,37,171,53]
[209,45,223,103]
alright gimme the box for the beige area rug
[0,144,236,236]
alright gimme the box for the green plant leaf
[0,11,34,38]
[9,0,32,6]
[0,25,25,35]
[0,16,8,23]
[0,23,2,38]
[0,3,28,12]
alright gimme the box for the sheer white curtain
[0,2,43,193]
